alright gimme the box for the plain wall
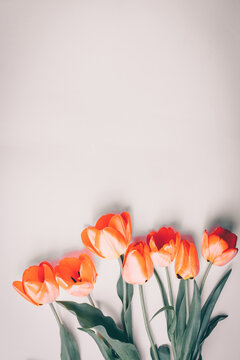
[1,1,240,359]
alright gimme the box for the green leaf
[117,269,134,342]
[180,280,201,360]
[175,289,186,354]
[150,344,170,360]
[192,269,231,359]
[83,325,140,360]
[58,301,127,343]
[154,270,173,339]
[79,328,117,360]
[176,279,185,315]
[58,301,140,360]
[60,325,80,360]
[150,306,174,322]
[201,314,228,343]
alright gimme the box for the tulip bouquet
[13,212,238,360]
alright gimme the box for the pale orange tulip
[81,212,131,259]
[122,241,153,284]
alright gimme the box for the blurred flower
[81,212,131,259]
[201,227,238,266]
[54,254,97,297]
[122,241,153,284]
[175,239,199,280]
[147,227,180,267]
[13,262,59,306]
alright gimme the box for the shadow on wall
[206,215,237,233]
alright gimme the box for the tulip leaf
[81,325,140,360]
[79,328,117,360]
[200,314,228,343]
[192,269,231,359]
[58,301,127,342]
[154,270,173,339]
[180,280,201,360]
[175,288,186,354]
[175,280,186,353]
[150,306,174,322]
[60,324,81,360]
[150,344,170,360]
[117,269,134,342]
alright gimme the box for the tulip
[54,254,97,297]
[122,241,153,284]
[201,227,238,266]
[175,239,199,280]
[12,262,59,306]
[81,212,131,259]
[147,227,180,267]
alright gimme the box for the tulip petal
[175,240,189,279]
[97,228,127,259]
[151,250,172,267]
[213,248,238,266]
[95,214,114,230]
[201,230,209,261]
[79,254,97,284]
[122,250,148,284]
[12,281,38,305]
[66,282,94,297]
[208,236,228,262]
[109,214,128,243]
[189,242,199,278]
[121,211,132,243]
[81,228,104,258]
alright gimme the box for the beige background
[1,0,240,359]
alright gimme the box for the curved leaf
[83,325,140,360]
[201,314,228,343]
[192,269,231,359]
[151,306,174,322]
[58,301,127,342]
[60,325,80,360]
[150,344,170,360]
[79,328,117,360]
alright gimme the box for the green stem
[139,285,159,360]
[199,262,213,294]
[185,279,189,323]
[49,302,62,327]
[118,257,127,315]
[165,267,174,307]
[88,294,95,307]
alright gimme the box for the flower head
[201,227,238,266]
[175,239,199,280]
[122,241,153,284]
[54,254,97,297]
[147,227,180,267]
[13,262,59,306]
[81,212,131,259]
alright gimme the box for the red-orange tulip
[175,239,199,280]
[12,262,59,306]
[147,227,180,267]
[81,212,131,259]
[201,227,238,266]
[54,254,97,297]
[122,241,154,284]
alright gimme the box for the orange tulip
[12,262,59,306]
[201,227,238,266]
[122,241,154,284]
[147,227,180,267]
[175,239,199,280]
[54,254,97,297]
[81,212,131,259]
